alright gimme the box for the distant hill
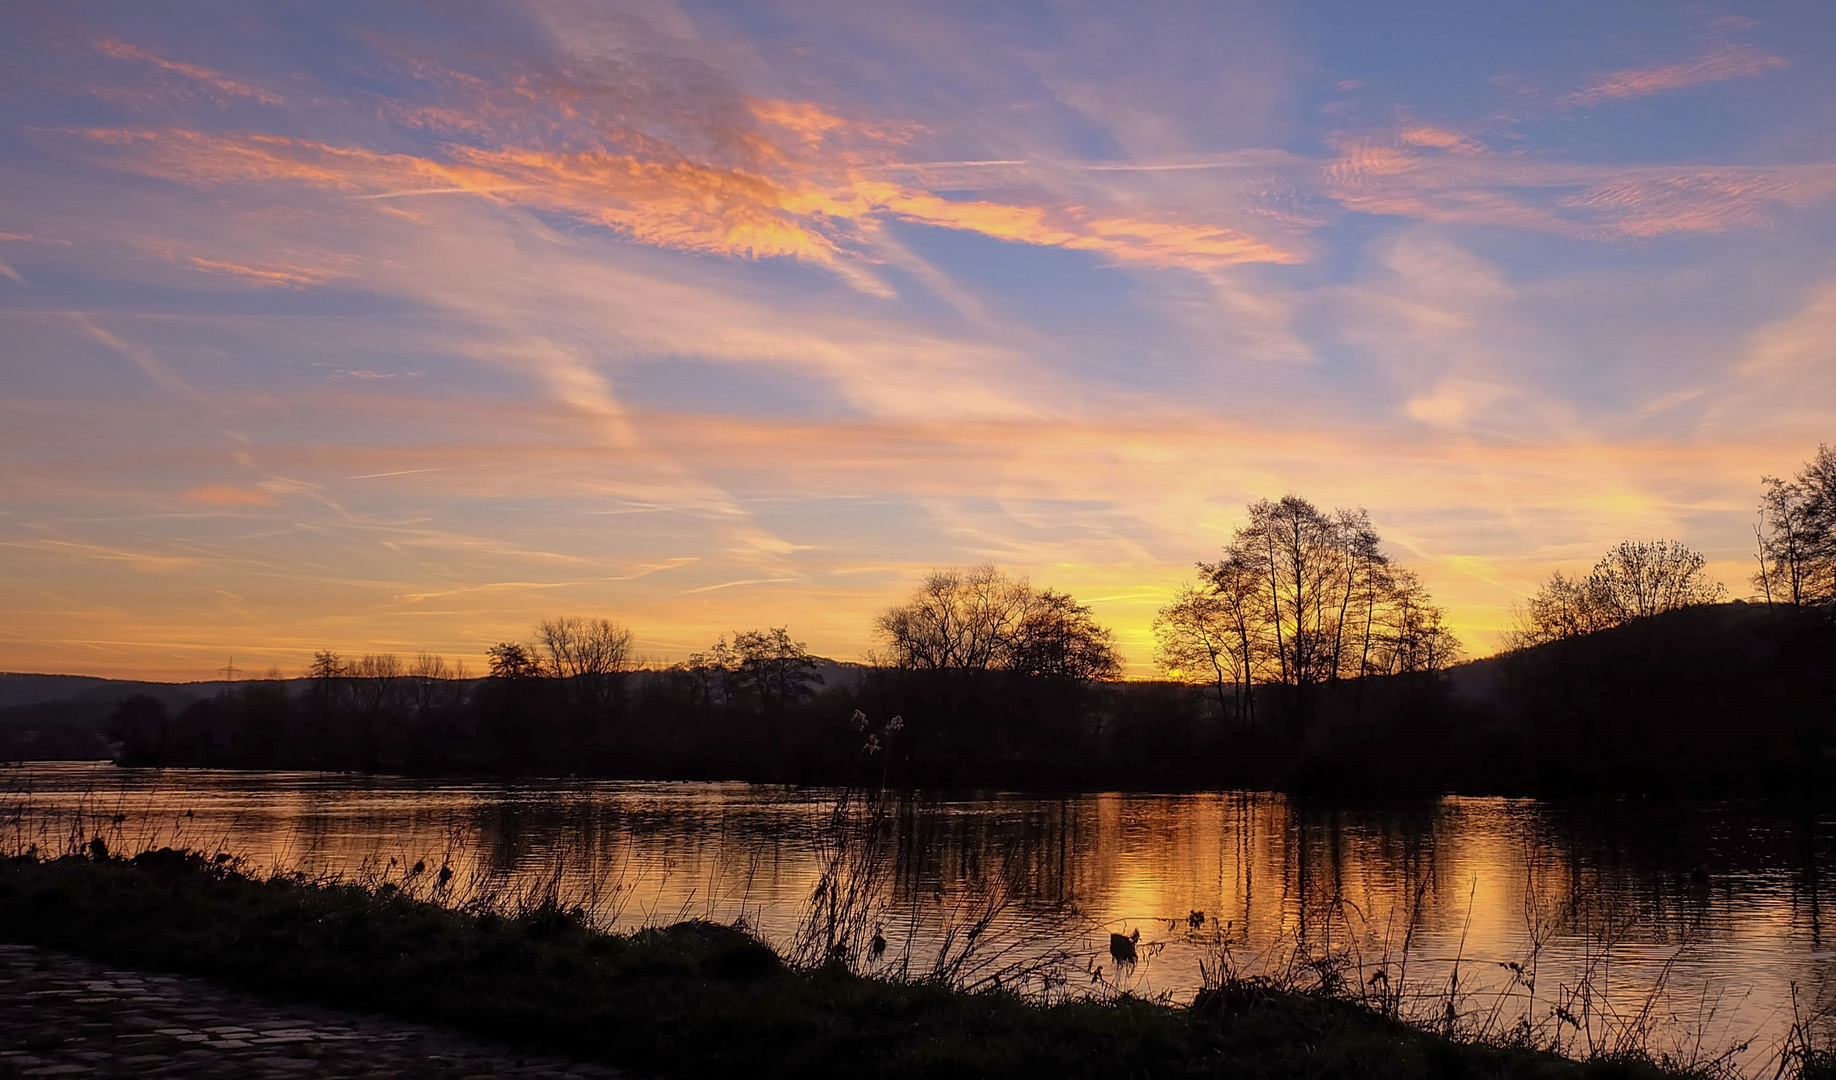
[0,662,871,763]
[1446,598,1821,708]
[0,673,235,710]
[0,674,117,710]
[1444,599,1830,713]
[1430,601,1836,796]
[0,674,233,761]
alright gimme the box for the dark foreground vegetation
[0,848,1710,1080]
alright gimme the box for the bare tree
[1329,508,1388,681]
[874,566,1036,671]
[1235,495,1374,687]
[348,652,404,694]
[1511,539,1726,647]
[1509,571,1611,647]
[1007,589,1122,683]
[407,653,468,719]
[686,636,742,711]
[1754,444,1836,608]
[534,617,635,752]
[1154,584,1237,719]
[345,653,404,769]
[1154,575,1263,722]
[1156,494,1457,719]
[1590,539,1726,621]
[536,617,633,691]
[1242,497,1312,685]
[1372,570,1460,674]
[874,566,1120,680]
[1210,552,1274,706]
[730,627,825,714]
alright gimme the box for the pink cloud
[187,256,335,288]
[1321,125,1836,239]
[0,232,74,246]
[1558,44,1788,108]
[66,109,1298,272]
[94,38,286,108]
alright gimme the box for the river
[5,762,1832,1072]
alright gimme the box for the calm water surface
[7,762,1835,1070]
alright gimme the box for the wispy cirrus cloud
[185,256,335,288]
[55,28,1299,282]
[65,312,206,402]
[1321,125,1836,238]
[93,38,287,108]
[1558,43,1789,108]
[64,122,1298,274]
[0,232,74,245]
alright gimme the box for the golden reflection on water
[6,763,1833,1071]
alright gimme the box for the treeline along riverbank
[13,458,1836,797]
[19,601,1832,799]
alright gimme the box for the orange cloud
[1323,131,1568,232]
[750,99,851,145]
[56,39,1297,274]
[187,257,334,288]
[448,145,846,261]
[1558,44,1788,108]
[184,484,277,506]
[95,38,286,107]
[860,184,1296,266]
[67,122,1297,272]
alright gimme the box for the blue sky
[2,0,1833,676]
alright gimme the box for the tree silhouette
[485,641,540,679]
[874,566,1035,671]
[1754,443,1836,608]
[1157,495,1458,724]
[535,616,634,760]
[722,628,825,717]
[874,565,1118,679]
[1006,589,1121,683]
[1153,581,1261,722]
[1512,539,1726,647]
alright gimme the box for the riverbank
[0,849,1714,1080]
[0,942,621,1078]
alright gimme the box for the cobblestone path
[0,944,626,1078]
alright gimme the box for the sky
[3,0,1835,679]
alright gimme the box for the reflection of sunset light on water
[9,764,1832,1071]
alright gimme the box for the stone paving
[0,944,626,1078]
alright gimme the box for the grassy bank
[0,848,1709,1080]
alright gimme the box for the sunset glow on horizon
[4,1,1834,679]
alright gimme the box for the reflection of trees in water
[883,796,1086,911]
[281,783,1833,1013]
[14,767,1836,1061]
